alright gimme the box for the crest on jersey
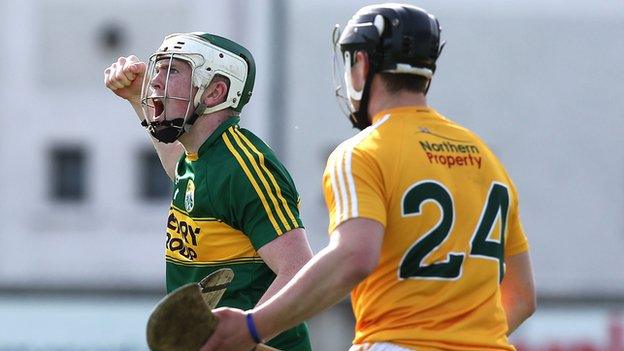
[185,179,195,212]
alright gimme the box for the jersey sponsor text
[420,140,482,169]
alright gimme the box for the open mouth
[152,98,164,119]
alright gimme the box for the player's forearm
[255,228,314,307]
[130,100,182,181]
[500,252,536,335]
[130,99,146,123]
[251,242,367,341]
[256,270,297,306]
[503,299,536,335]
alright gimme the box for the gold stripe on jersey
[223,132,282,234]
[186,152,199,161]
[227,128,291,232]
[167,201,258,263]
[233,128,299,229]
[165,255,263,267]
[170,204,220,221]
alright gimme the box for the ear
[201,80,229,108]
[352,51,370,91]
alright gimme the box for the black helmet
[334,3,444,130]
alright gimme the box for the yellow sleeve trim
[170,204,221,221]
[222,132,282,234]
[166,256,263,267]
[233,128,299,228]
[186,152,199,161]
[228,128,292,232]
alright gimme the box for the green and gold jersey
[165,116,310,350]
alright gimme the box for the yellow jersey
[322,107,529,351]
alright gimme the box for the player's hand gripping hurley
[146,268,279,351]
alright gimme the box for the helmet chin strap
[143,118,185,143]
[344,51,363,105]
[347,51,378,131]
[349,67,375,130]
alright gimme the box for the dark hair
[212,74,231,88]
[379,72,429,94]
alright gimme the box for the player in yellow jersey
[202,4,536,351]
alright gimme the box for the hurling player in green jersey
[104,32,313,350]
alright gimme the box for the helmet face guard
[332,25,353,120]
[333,4,444,130]
[140,54,196,143]
[332,16,385,130]
[139,32,256,143]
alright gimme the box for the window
[139,149,171,200]
[98,22,125,52]
[49,146,87,201]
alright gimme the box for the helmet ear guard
[334,4,444,130]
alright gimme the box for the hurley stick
[146,269,280,351]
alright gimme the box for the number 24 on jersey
[399,181,509,282]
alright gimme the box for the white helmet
[140,32,256,143]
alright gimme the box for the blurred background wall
[0,0,623,350]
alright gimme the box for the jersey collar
[371,106,437,124]
[196,116,241,157]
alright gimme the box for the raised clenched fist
[104,55,146,104]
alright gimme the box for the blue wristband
[245,313,262,344]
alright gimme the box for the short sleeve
[323,144,387,234]
[504,183,529,256]
[224,130,304,250]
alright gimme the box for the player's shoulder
[328,133,371,166]
[220,125,285,165]
[220,125,298,190]
[435,109,488,139]
[337,116,394,153]
[433,111,517,178]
